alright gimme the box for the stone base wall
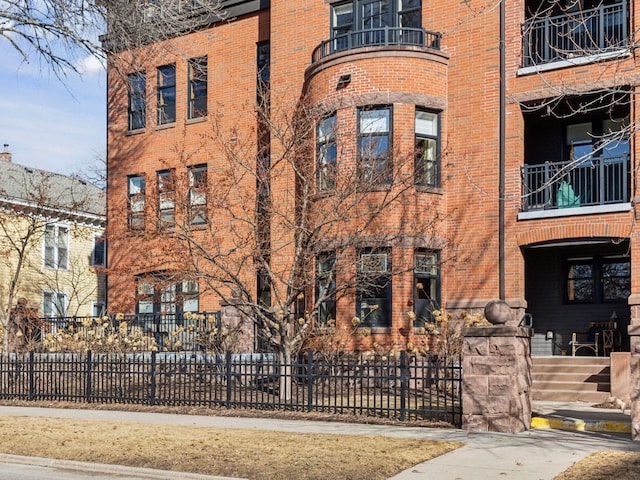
[462,326,532,433]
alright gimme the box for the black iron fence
[521,154,630,212]
[0,351,462,426]
[311,26,442,63]
[522,1,629,67]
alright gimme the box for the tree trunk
[278,347,294,401]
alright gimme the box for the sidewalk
[0,403,638,479]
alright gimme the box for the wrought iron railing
[311,26,442,63]
[0,351,462,426]
[522,1,628,67]
[521,154,630,212]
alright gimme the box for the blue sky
[0,42,106,178]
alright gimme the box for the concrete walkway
[0,402,638,479]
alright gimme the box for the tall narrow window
[92,234,106,267]
[316,252,337,326]
[317,113,337,191]
[188,164,208,225]
[157,64,176,125]
[332,2,354,50]
[157,170,175,228]
[128,72,146,131]
[188,57,207,119]
[44,224,69,269]
[415,110,440,187]
[413,250,440,326]
[128,175,146,231]
[358,106,392,185]
[356,248,391,327]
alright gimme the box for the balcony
[311,27,442,64]
[522,1,629,68]
[521,154,630,212]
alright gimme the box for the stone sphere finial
[484,299,512,325]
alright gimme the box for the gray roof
[0,161,105,223]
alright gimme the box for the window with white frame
[92,234,106,267]
[317,113,337,191]
[43,291,68,318]
[356,248,392,327]
[92,302,105,317]
[358,106,392,185]
[44,224,69,269]
[415,109,440,187]
[188,164,207,225]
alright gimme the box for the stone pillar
[628,300,640,439]
[462,325,533,433]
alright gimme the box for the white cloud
[75,55,105,76]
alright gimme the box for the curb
[531,416,631,434]
[0,453,246,480]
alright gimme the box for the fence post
[306,350,313,412]
[85,350,92,403]
[225,351,232,409]
[400,351,407,422]
[28,351,34,401]
[149,350,157,405]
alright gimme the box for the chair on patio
[570,325,600,356]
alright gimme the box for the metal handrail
[521,154,630,212]
[311,26,442,63]
[521,1,628,67]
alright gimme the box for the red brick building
[105,0,638,355]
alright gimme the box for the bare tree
[107,89,448,398]
[0,162,105,352]
[1,0,224,77]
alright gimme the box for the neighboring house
[0,148,106,336]
[104,0,638,355]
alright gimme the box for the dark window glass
[189,164,208,225]
[157,170,175,228]
[128,72,146,130]
[188,57,207,119]
[316,252,337,326]
[157,64,176,125]
[356,249,391,327]
[413,251,440,326]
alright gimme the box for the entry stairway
[531,356,611,403]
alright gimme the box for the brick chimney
[0,144,11,163]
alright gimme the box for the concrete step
[533,372,610,383]
[531,389,611,403]
[532,380,610,392]
[532,356,610,366]
[533,365,610,375]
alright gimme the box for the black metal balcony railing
[522,1,628,67]
[311,27,442,63]
[521,154,630,212]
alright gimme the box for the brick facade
[106,1,640,357]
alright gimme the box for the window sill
[518,203,631,221]
[155,122,176,131]
[186,116,207,125]
[357,326,391,334]
[126,128,146,136]
[415,185,443,194]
